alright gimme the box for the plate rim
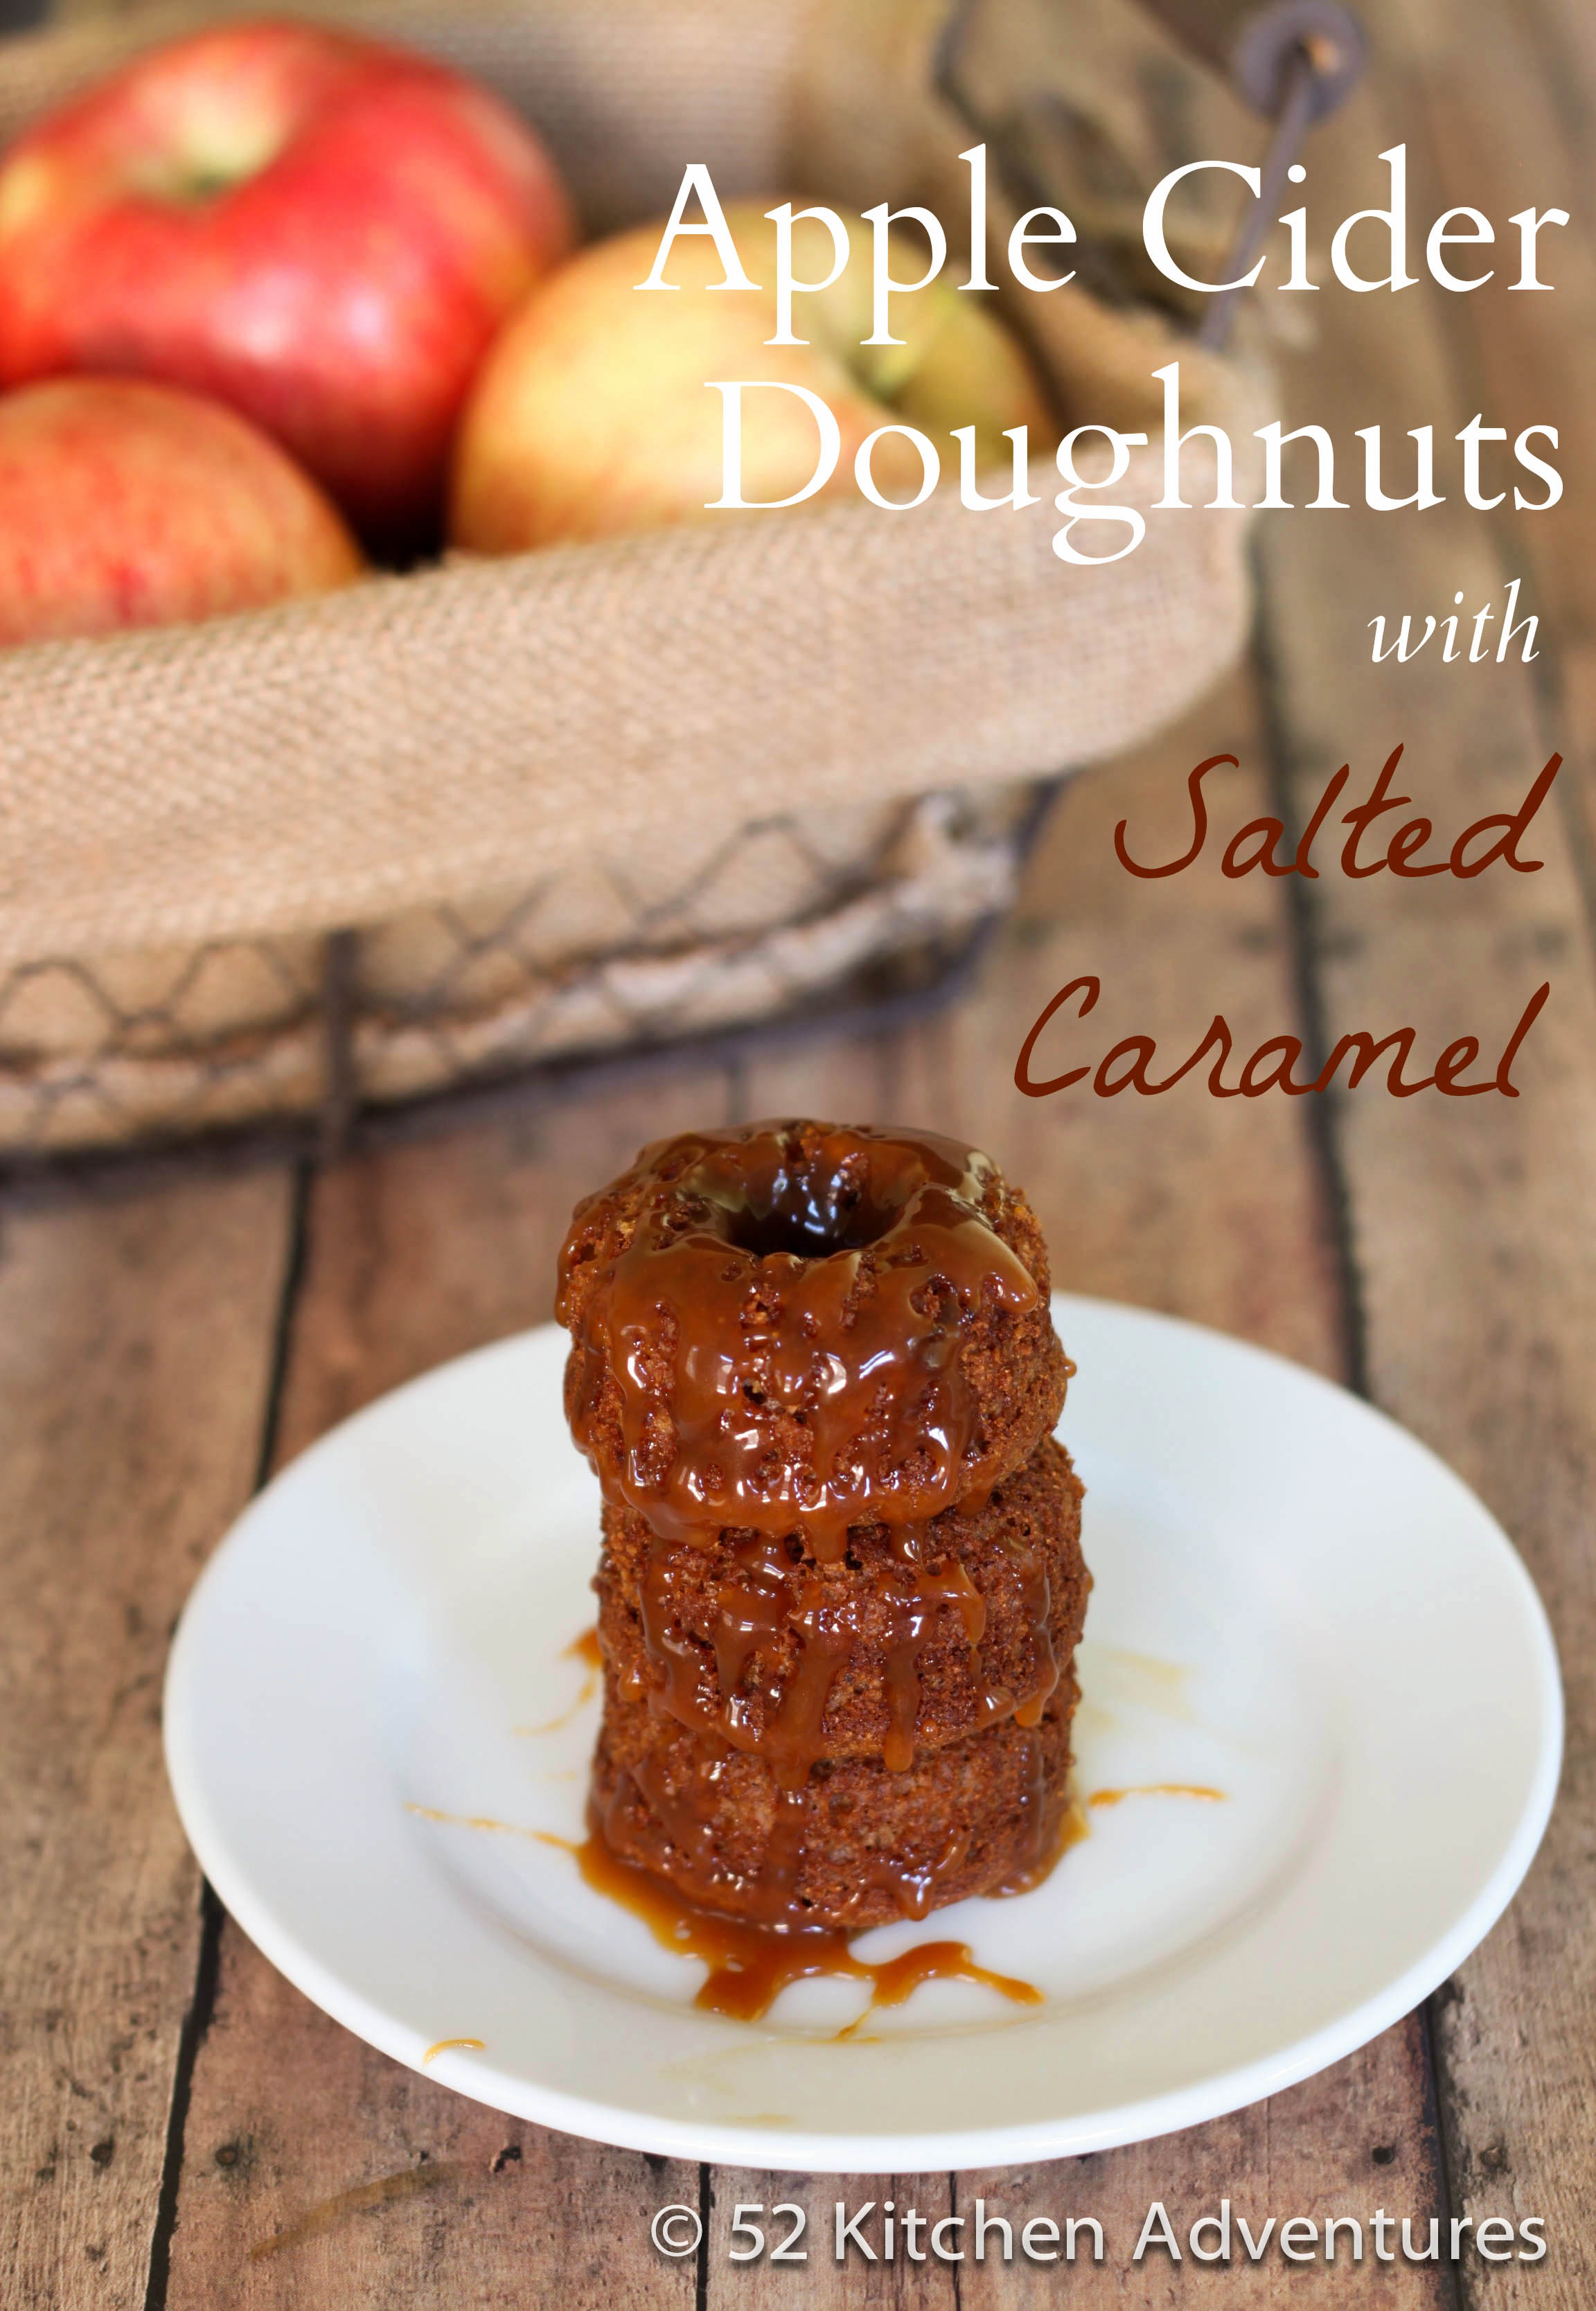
[163,1293,1565,2172]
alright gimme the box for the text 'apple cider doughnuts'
[556,1119,1090,1933]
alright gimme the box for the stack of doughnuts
[556,1119,1089,1931]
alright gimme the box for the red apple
[0,20,575,548]
[0,376,363,645]
[450,201,1052,551]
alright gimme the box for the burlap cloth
[0,0,1268,1149]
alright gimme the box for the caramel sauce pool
[409,1802,1045,2025]
[410,1620,1230,2030]
[410,1763,1223,2027]
[574,1821,1043,2027]
[566,1783,1223,2024]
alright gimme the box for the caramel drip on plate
[561,1124,1040,1561]
[420,2037,485,2064]
[407,1803,573,1850]
[1088,1783,1226,1807]
[516,1625,603,1736]
[575,1817,1043,2026]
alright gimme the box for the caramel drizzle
[635,1527,1057,1781]
[560,1123,1040,1564]
[1000,1789,1091,1891]
[596,1710,1067,1933]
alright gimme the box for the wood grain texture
[0,1163,294,2311]
[957,2019,1447,2305]
[1374,0,1596,885]
[705,2172,958,2308]
[1250,51,1596,2308]
[688,2029,1446,2310]
[15,7,1590,2305]
[164,1920,697,2311]
[162,1074,733,2311]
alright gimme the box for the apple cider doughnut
[594,1435,1088,1776]
[558,1117,1088,1932]
[590,1679,1081,1931]
[557,1119,1070,1562]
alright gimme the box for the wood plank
[1248,51,1596,2311]
[164,1921,699,2311]
[1376,0,1596,875]
[0,1159,295,2311]
[957,2020,1444,2306]
[720,682,1447,2308]
[162,1074,732,2311]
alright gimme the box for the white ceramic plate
[163,1296,1561,2172]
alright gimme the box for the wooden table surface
[4,1,1595,2304]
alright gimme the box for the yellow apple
[450,200,1053,551]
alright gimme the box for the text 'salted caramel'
[1017,748,1557,1102]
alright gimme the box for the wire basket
[0,0,1358,1161]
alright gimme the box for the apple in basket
[450,200,1052,549]
[0,376,363,646]
[0,20,575,549]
